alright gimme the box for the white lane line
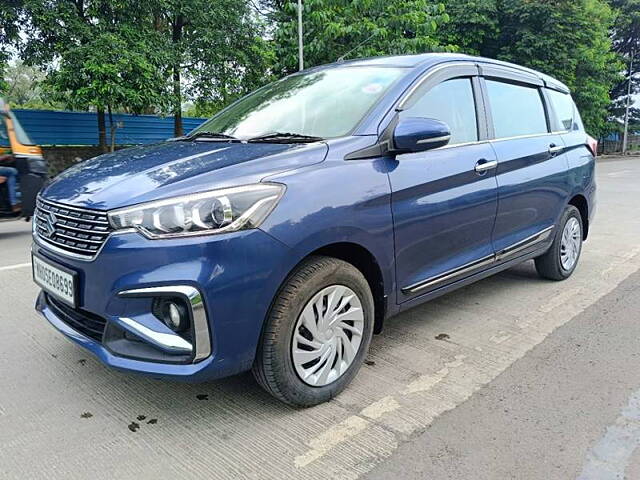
[403,354,466,395]
[295,416,370,468]
[0,262,31,272]
[578,387,640,480]
[293,251,640,474]
[294,354,467,468]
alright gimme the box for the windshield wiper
[247,132,324,144]
[182,131,240,142]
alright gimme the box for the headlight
[108,183,285,239]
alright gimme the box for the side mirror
[392,117,451,154]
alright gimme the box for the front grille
[46,294,107,342]
[34,197,112,259]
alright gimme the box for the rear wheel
[252,256,374,407]
[535,205,583,280]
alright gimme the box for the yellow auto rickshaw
[0,98,48,220]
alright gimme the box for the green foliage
[45,31,169,113]
[14,1,169,113]
[439,0,499,55]
[165,0,273,102]
[2,60,63,108]
[494,0,621,135]
[439,0,622,135]
[273,0,453,74]
[0,0,21,95]
[4,0,271,135]
[0,62,8,96]
[609,0,640,124]
[0,0,632,137]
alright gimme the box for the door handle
[474,159,498,174]
[549,143,563,155]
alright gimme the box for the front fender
[260,154,397,305]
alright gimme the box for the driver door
[388,66,499,302]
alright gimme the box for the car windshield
[192,66,406,140]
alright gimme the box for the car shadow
[55,259,547,429]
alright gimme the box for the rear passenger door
[481,66,569,261]
[545,88,596,209]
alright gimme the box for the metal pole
[297,0,304,71]
[622,49,634,155]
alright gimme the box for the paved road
[0,156,639,480]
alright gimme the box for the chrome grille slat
[34,198,113,259]
[35,232,101,254]
[36,204,109,226]
[50,231,105,244]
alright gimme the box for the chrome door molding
[494,225,554,262]
[401,254,495,295]
[401,225,554,295]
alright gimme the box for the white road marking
[0,262,31,272]
[293,251,640,475]
[295,416,370,468]
[403,354,466,395]
[578,387,640,480]
[606,169,634,178]
[295,354,468,468]
[361,396,401,420]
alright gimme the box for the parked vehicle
[0,98,48,220]
[32,54,596,406]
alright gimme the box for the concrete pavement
[366,268,640,480]
[0,156,639,479]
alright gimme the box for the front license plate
[32,253,77,307]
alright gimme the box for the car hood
[41,141,328,210]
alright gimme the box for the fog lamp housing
[117,285,211,363]
[153,297,190,333]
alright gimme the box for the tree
[12,0,169,150]
[272,0,453,75]
[150,0,274,136]
[439,0,498,56]
[440,0,621,135]
[609,0,640,125]
[46,30,170,150]
[0,0,21,95]
[2,60,63,108]
[495,0,621,135]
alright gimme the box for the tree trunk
[173,66,183,137]
[97,107,108,153]
[108,105,116,153]
[172,14,184,137]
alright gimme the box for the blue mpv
[33,54,596,406]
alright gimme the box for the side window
[485,80,548,138]
[547,89,576,131]
[403,78,478,145]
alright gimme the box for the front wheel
[535,205,583,280]
[252,256,374,407]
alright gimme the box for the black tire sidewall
[263,258,374,406]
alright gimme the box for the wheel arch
[568,194,589,240]
[309,242,386,334]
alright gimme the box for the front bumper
[33,227,293,381]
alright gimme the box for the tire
[535,205,583,281]
[252,255,374,407]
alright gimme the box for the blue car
[32,54,596,406]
